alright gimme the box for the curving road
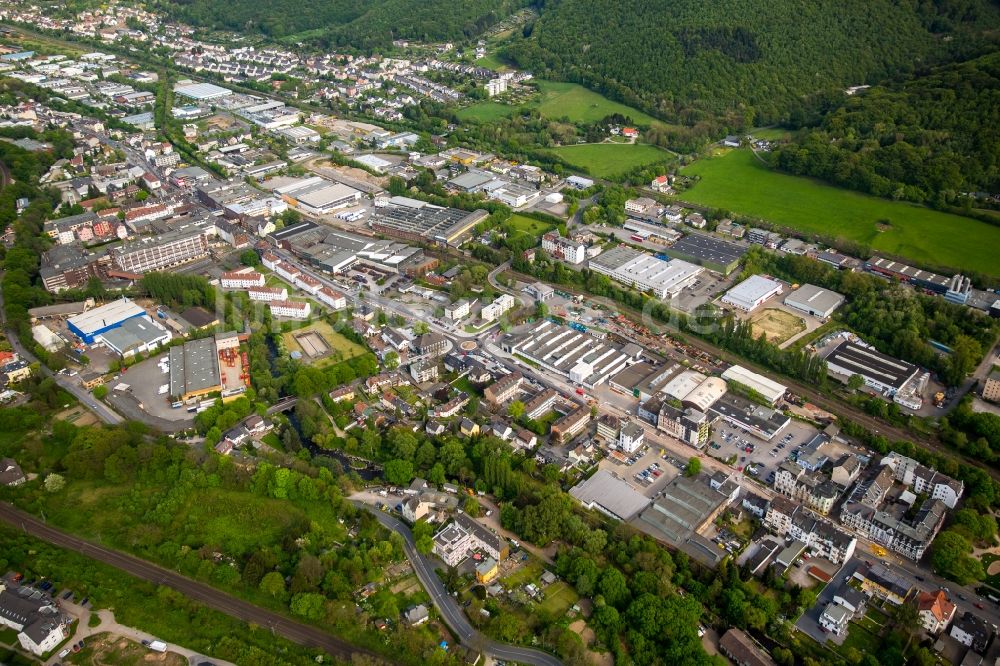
[0,273,124,425]
[0,503,383,664]
[354,502,563,666]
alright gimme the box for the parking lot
[112,352,191,422]
[597,443,681,499]
[707,419,821,485]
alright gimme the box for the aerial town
[0,1,999,666]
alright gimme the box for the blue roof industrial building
[66,298,148,344]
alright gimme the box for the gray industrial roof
[826,340,919,390]
[784,283,844,315]
[169,337,220,398]
[570,470,651,520]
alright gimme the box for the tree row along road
[0,503,383,664]
[355,503,564,666]
[504,268,1000,483]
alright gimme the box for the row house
[880,452,963,509]
[840,498,946,561]
[220,271,265,289]
[248,286,287,302]
[773,462,840,515]
[657,402,710,449]
[318,287,347,310]
[764,496,857,564]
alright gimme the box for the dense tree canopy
[772,51,1000,205]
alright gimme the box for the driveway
[48,603,233,666]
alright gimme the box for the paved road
[0,503,383,664]
[0,274,124,425]
[354,503,563,666]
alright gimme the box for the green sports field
[458,80,659,126]
[680,149,1000,277]
[547,142,672,179]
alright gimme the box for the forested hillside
[770,52,1000,206]
[154,0,529,46]
[506,0,1000,124]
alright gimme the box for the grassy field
[538,581,578,616]
[503,560,542,587]
[547,142,671,178]
[508,214,556,236]
[280,319,368,367]
[532,81,657,125]
[458,80,660,127]
[456,102,517,123]
[750,308,806,344]
[680,149,1000,277]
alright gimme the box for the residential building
[0,580,68,656]
[110,227,210,274]
[950,612,994,653]
[840,497,947,561]
[819,602,851,636]
[523,388,557,420]
[220,271,265,289]
[657,403,710,448]
[0,458,26,486]
[983,370,1000,403]
[852,563,912,606]
[718,628,776,666]
[269,300,311,319]
[551,405,591,444]
[460,418,480,437]
[484,371,523,405]
[917,590,956,635]
[413,332,448,358]
[475,557,499,583]
[764,496,857,564]
[444,299,471,320]
[403,604,429,626]
[248,286,288,302]
[596,414,620,442]
[618,420,645,454]
[402,497,431,523]
[480,294,516,322]
[880,452,963,508]
[541,232,586,264]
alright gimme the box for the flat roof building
[370,197,488,247]
[67,298,146,344]
[96,316,171,357]
[721,275,783,312]
[273,176,362,215]
[500,320,633,388]
[633,474,737,567]
[825,339,920,394]
[784,284,844,318]
[173,82,232,100]
[664,233,746,275]
[721,365,787,406]
[710,392,790,441]
[589,246,702,299]
[169,337,222,401]
[569,469,651,521]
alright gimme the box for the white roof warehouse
[589,246,702,299]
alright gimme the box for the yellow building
[475,557,498,584]
[983,370,1000,404]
